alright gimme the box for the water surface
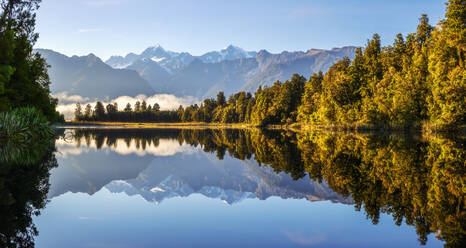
[2,128,464,247]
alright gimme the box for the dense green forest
[0,0,62,122]
[76,0,464,130]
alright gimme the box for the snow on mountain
[151,56,166,62]
[105,44,256,72]
[199,45,257,63]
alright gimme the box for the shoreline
[58,121,253,130]
[59,121,466,136]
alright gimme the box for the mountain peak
[257,49,271,56]
[223,44,239,50]
[86,53,101,63]
[151,44,164,51]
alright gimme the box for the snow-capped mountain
[105,44,256,74]
[138,44,195,74]
[40,45,356,100]
[105,52,139,69]
[103,44,356,98]
[199,45,257,63]
[104,156,351,205]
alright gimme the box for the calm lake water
[1,128,464,247]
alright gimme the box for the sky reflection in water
[30,128,454,248]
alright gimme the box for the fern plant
[0,107,55,164]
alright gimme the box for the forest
[75,0,464,130]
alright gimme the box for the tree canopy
[0,0,61,122]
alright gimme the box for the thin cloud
[53,92,90,103]
[284,232,327,246]
[84,0,122,7]
[77,28,104,33]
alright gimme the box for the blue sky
[35,0,446,60]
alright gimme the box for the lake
[1,128,464,247]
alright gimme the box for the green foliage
[0,137,57,247]
[297,133,465,247]
[75,102,180,123]
[427,0,466,127]
[249,74,306,126]
[0,107,53,143]
[0,107,54,164]
[0,0,59,122]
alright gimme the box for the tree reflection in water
[2,128,463,247]
[0,137,57,248]
[70,128,465,247]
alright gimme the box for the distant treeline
[74,101,179,122]
[74,1,464,129]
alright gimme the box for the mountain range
[36,49,155,100]
[37,44,356,101]
[106,44,356,98]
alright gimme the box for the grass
[64,121,253,129]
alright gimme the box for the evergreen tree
[153,103,160,112]
[84,104,92,119]
[74,103,82,121]
[216,91,226,107]
[124,103,132,112]
[0,0,59,121]
[141,100,147,111]
[93,101,105,120]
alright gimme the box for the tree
[177,105,184,120]
[106,103,117,115]
[297,72,323,123]
[84,104,92,119]
[216,91,226,107]
[93,101,105,120]
[427,0,466,127]
[74,103,82,121]
[124,103,132,112]
[416,14,433,46]
[134,101,141,112]
[153,103,160,112]
[0,0,59,121]
[141,100,147,111]
[443,0,465,68]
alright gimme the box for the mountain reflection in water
[1,128,464,247]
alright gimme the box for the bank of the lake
[63,121,466,135]
[63,121,252,129]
